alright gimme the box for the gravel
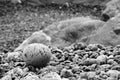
[1,43,120,80]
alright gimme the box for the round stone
[22,43,52,68]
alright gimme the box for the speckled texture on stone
[22,43,52,68]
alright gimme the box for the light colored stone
[41,72,62,80]
[85,13,120,46]
[102,0,120,19]
[1,75,12,80]
[43,16,104,47]
[14,30,51,52]
[7,52,21,61]
[106,70,120,79]
[20,72,40,80]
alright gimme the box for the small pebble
[96,55,107,64]
[41,72,61,80]
[60,68,73,78]
[21,72,40,80]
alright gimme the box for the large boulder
[15,16,104,52]
[43,16,105,47]
[101,0,120,21]
[83,13,120,46]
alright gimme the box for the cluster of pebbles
[1,42,120,80]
